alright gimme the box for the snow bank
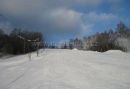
[105,50,125,54]
[72,48,78,50]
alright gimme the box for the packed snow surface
[0,49,130,89]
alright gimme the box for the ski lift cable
[17,35,39,42]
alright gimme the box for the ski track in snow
[0,49,130,89]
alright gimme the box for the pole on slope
[17,35,26,54]
[24,39,25,54]
[36,41,40,57]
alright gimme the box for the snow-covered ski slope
[0,49,130,89]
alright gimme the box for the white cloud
[43,8,95,37]
[46,8,82,31]
[83,12,117,23]
[106,0,122,3]
[0,21,12,34]
[0,0,119,17]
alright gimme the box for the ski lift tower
[17,35,40,60]
[33,38,40,57]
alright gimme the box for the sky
[0,0,130,43]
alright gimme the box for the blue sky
[0,0,130,43]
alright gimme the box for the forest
[0,28,43,55]
[62,22,130,52]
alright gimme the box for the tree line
[0,28,44,55]
[62,22,130,52]
[0,22,130,56]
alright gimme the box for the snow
[72,48,78,50]
[0,49,130,89]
